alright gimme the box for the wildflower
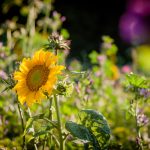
[121,65,132,73]
[46,32,70,52]
[0,42,3,48]
[13,49,65,106]
[0,70,7,79]
[137,114,149,127]
[97,55,106,65]
[0,52,6,58]
[139,88,150,99]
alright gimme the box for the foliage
[66,109,110,149]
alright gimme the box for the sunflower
[13,49,65,106]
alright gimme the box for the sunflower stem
[55,49,58,56]
[28,108,38,150]
[17,98,26,150]
[54,94,64,150]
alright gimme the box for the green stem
[42,135,47,150]
[55,49,58,56]
[49,97,53,120]
[54,95,64,150]
[17,100,26,150]
[43,97,53,149]
[135,101,143,150]
[49,97,53,148]
[28,108,38,150]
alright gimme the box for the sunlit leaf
[65,121,92,143]
[125,73,148,89]
[79,109,110,149]
[24,113,44,136]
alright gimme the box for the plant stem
[17,99,26,150]
[43,97,53,149]
[135,101,143,150]
[28,108,38,150]
[49,97,53,120]
[55,49,58,56]
[54,94,64,150]
[49,97,53,148]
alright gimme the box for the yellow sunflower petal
[50,65,65,75]
[46,55,58,67]
[14,71,26,80]
[18,96,26,105]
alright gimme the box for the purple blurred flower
[137,114,149,126]
[0,70,7,79]
[61,16,66,22]
[139,88,150,99]
[119,12,148,44]
[128,0,150,17]
[119,0,150,44]
[52,11,58,17]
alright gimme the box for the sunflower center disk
[26,65,49,91]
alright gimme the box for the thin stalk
[42,135,47,150]
[28,108,38,150]
[43,97,53,150]
[52,134,60,147]
[49,97,53,120]
[55,49,58,56]
[135,101,143,150]
[17,100,26,149]
[49,97,53,148]
[54,95,64,150]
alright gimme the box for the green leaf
[24,113,44,136]
[23,118,34,136]
[125,73,148,89]
[31,113,45,120]
[89,51,98,64]
[65,121,93,143]
[79,109,110,149]
[34,130,48,138]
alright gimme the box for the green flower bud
[56,81,73,97]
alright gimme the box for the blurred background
[0,0,150,73]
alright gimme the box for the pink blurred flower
[61,16,66,22]
[0,70,7,79]
[95,71,101,77]
[97,55,106,65]
[121,65,132,73]
[0,42,3,48]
